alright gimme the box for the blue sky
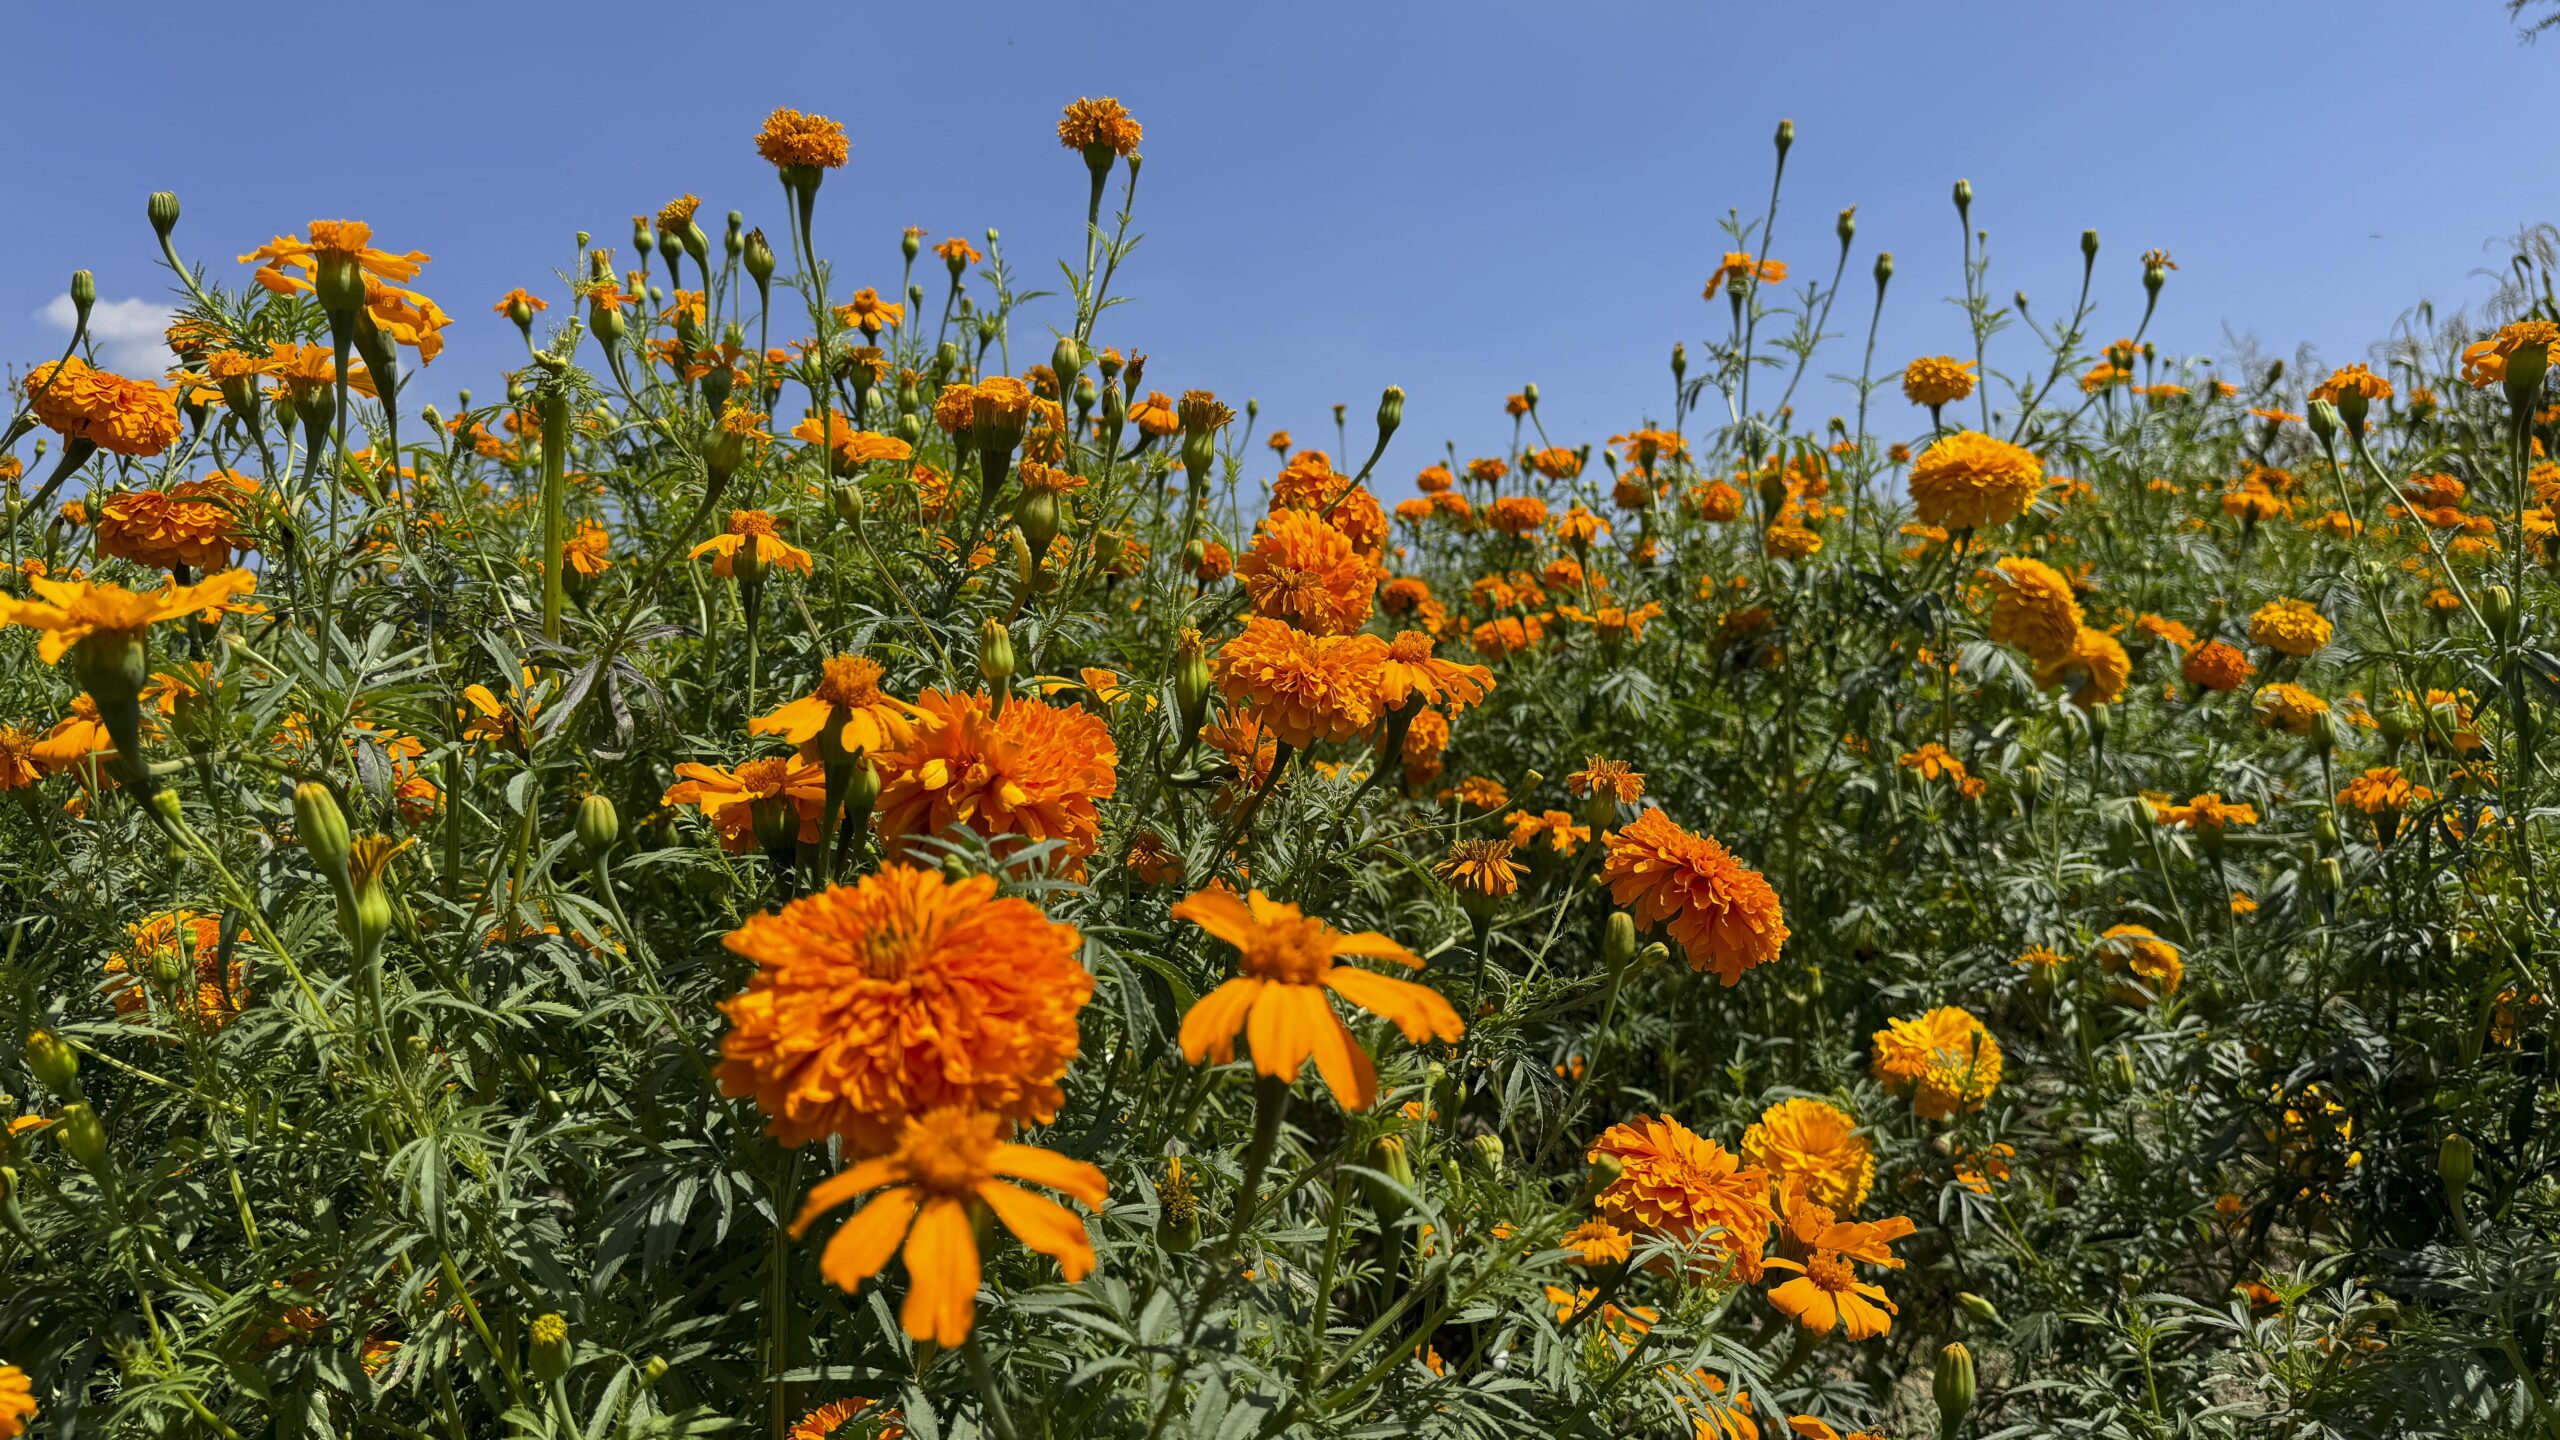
[6,1,2554,482]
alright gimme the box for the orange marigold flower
[1984,555,2083,664]
[2460,319,2560,387]
[491,287,549,317]
[1741,1098,1875,1215]
[663,754,827,853]
[1600,808,1788,985]
[1215,618,1387,749]
[92,470,260,572]
[1380,576,1434,616]
[21,357,182,457]
[1236,508,1379,636]
[561,517,611,578]
[791,1105,1105,1344]
[1566,756,1645,804]
[835,287,904,335]
[1434,837,1524,900]
[690,510,814,581]
[239,222,450,360]
[1505,808,1591,856]
[1871,1006,2001,1119]
[1564,1217,1633,1267]
[2308,363,2393,407]
[1376,631,1494,717]
[2135,613,2196,653]
[1764,523,1822,561]
[1901,355,1977,408]
[753,653,923,763]
[1057,96,1143,156]
[2248,597,2332,658]
[757,107,851,170]
[0,726,40,791]
[1175,886,1463,1111]
[103,909,248,1032]
[873,689,1118,870]
[2254,682,2328,735]
[2036,627,2128,707]
[0,1363,34,1439]
[720,866,1090,1150]
[1907,430,2043,532]
[1125,830,1186,886]
[792,416,913,475]
[1525,446,1583,482]
[2182,639,2255,692]
[1705,252,1787,295]
[2160,792,2257,832]
[0,570,257,664]
[787,1398,903,1440]
[1487,495,1551,536]
[2096,923,2182,1003]
[1587,1114,1774,1271]
[1761,1191,1912,1340]
[1692,480,1746,522]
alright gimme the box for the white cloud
[38,293,178,376]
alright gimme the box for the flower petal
[899,1196,981,1346]
[1179,978,1265,1066]
[991,1143,1109,1209]
[1323,966,1464,1045]
[979,1180,1097,1281]
[816,1184,918,1292]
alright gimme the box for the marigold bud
[1958,1291,2002,1326]
[2483,584,2518,645]
[1875,252,1895,287]
[2081,228,2100,262]
[576,793,620,864]
[1934,1341,1977,1429]
[1603,911,1638,970]
[58,1101,109,1174]
[529,1313,573,1381]
[2438,1133,2475,1197]
[641,1356,668,1387]
[26,1029,80,1097]
[1175,629,1212,738]
[1952,178,1973,215]
[294,782,353,883]
[148,191,181,239]
[978,618,1016,689]
[1469,1133,1504,1177]
[1377,384,1405,441]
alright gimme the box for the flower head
[1871,1007,2001,1119]
[757,107,851,170]
[2183,639,2255,692]
[1216,619,1386,749]
[2254,682,2329,735]
[754,653,922,763]
[92,471,260,572]
[873,689,1118,871]
[1901,355,1977,408]
[1236,508,1380,635]
[2096,923,2182,1002]
[22,358,182,457]
[1984,556,2083,664]
[691,510,814,581]
[1907,431,2043,531]
[0,1363,34,1440]
[1741,1098,1875,1214]
[1435,837,1525,901]
[1057,97,1143,156]
[1600,808,1787,985]
[1375,630,1494,717]
[1175,886,1462,1111]
[2248,598,2332,658]
[0,570,258,664]
[1588,1114,1774,1272]
[720,867,1091,1150]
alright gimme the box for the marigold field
[3,100,2558,1440]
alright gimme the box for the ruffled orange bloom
[1984,556,2082,663]
[721,866,1091,1150]
[2308,363,2393,407]
[1487,495,1551,536]
[791,1105,1106,1344]
[1871,1007,2001,1119]
[1269,454,1388,556]
[753,654,922,763]
[2158,792,2257,832]
[2182,639,2255,692]
[873,689,1118,870]
[0,570,257,664]
[2248,598,2332,658]
[1742,1098,1875,1214]
[92,471,260,572]
[103,909,248,1031]
[1588,1114,1774,1273]
[757,107,851,170]
[2036,626,2130,708]
[1375,631,1493,717]
[1235,507,1379,635]
[2254,682,2328,735]
[664,754,828,853]
[1600,808,1787,985]
[21,358,181,457]
[1907,430,2043,531]
[2460,319,2560,387]
[1175,886,1463,1111]
[787,1398,903,1440]
[691,510,813,580]
[0,1363,34,1439]
[1902,355,1977,407]
[1215,619,1387,749]
[0,726,39,791]
[1057,96,1143,156]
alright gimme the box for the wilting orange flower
[2460,319,2560,387]
[561,518,612,578]
[1705,252,1787,295]
[1902,355,1977,408]
[2248,598,2332,658]
[2096,923,2182,1002]
[753,653,922,763]
[2182,639,2255,692]
[691,510,814,580]
[1568,756,1646,805]
[1907,431,2043,531]
[1871,1007,2001,1119]
[259,343,378,399]
[791,1106,1106,1344]
[1124,830,1186,886]
[1236,508,1379,635]
[1216,619,1387,749]
[1375,631,1494,717]
[720,866,1091,1151]
[1434,837,1525,900]
[103,909,248,1031]
[1505,809,1591,856]
[1741,1098,1875,1214]
[1175,886,1463,1111]
[1587,1114,1774,1273]
[0,570,258,664]
[1761,1190,1912,1340]
[757,107,851,170]
[21,358,182,457]
[92,471,260,572]
[1600,808,1787,985]
[1984,555,2083,663]
[663,754,828,853]
[1057,96,1144,156]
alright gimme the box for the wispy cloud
[37,293,178,376]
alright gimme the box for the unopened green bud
[1603,911,1638,970]
[641,1356,668,1387]
[2081,229,2100,262]
[743,229,775,287]
[1175,630,1213,737]
[1469,1133,1504,1177]
[978,618,1016,688]
[148,191,181,239]
[1934,1341,1977,1429]
[2439,1133,2475,1196]
[1377,384,1404,441]
[576,793,620,863]
[1958,1291,2002,1327]
[1874,251,1895,286]
[1051,335,1081,383]
[1638,942,1670,969]
[70,270,96,319]
[1774,117,1795,154]
[2483,584,2518,645]
[2306,398,2340,443]
[58,1101,109,1174]
[26,1030,79,1096]
[296,781,352,884]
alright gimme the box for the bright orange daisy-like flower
[1235,507,1379,636]
[792,416,913,475]
[1600,808,1787,985]
[663,753,828,853]
[1215,618,1387,749]
[2095,923,2182,1003]
[719,866,1092,1151]
[1175,886,1463,1111]
[0,570,257,664]
[873,689,1118,870]
[0,1362,34,1439]
[2460,319,2560,387]
[691,510,813,581]
[1587,1114,1775,1275]
[757,106,851,170]
[21,358,182,457]
[1374,631,1494,717]
[1566,756,1646,804]
[2308,362,2393,407]
[1435,837,1525,901]
[1705,251,1787,295]
[791,1105,1106,1345]
[753,653,922,763]
[787,1397,902,1440]
[1761,1187,1913,1340]
[1871,1006,2001,1119]
[240,221,452,361]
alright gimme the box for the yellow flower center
[737,757,792,796]
[1242,916,1337,986]
[1805,1252,1856,1294]
[816,655,887,710]
[897,1109,1003,1195]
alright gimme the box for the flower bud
[529,1313,573,1382]
[70,270,97,322]
[1934,1341,1977,1430]
[26,1029,80,1097]
[1638,942,1670,970]
[743,228,775,288]
[1672,342,1688,381]
[724,212,744,259]
[2483,584,2518,645]
[148,191,181,239]
[58,1101,109,1174]
[1958,1291,2002,1327]
[1952,178,1973,217]
[2113,1047,2138,1090]
[576,793,620,864]
[1469,1133,1504,1177]
[2081,228,2100,262]
[2306,398,2339,443]
[1017,489,1062,562]
[295,781,352,885]
[1377,384,1404,442]
[1874,251,1895,287]
[978,618,1016,690]
[1175,628,1213,738]
[641,1356,668,1387]
[2439,1132,2475,1197]
[1522,382,1539,410]
[2508,341,2551,412]
[1774,117,1794,154]
[1051,335,1081,384]
[2317,857,2344,895]
[1603,911,1638,970]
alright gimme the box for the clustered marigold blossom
[2248,597,2332,658]
[1871,1006,2002,1119]
[791,1105,1106,1345]
[1587,1114,1775,1274]
[1741,1097,1876,1214]
[2254,682,2328,734]
[103,909,249,1031]
[2183,639,2256,692]
[2096,923,2182,1002]
[1488,495,1551,536]
[0,1364,32,1439]
[21,358,182,457]
[873,689,1118,870]
[757,106,851,170]
[1057,96,1143,156]
[719,865,1091,1151]
[1983,555,2083,664]
[1374,630,1494,716]
[2157,792,2258,833]
[1215,618,1387,749]
[1235,507,1379,635]
[2309,363,2393,407]
[1175,886,1463,1111]
[1906,430,2043,532]
[787,1398,902,1440]
[1600,808,1788,985]
[92,471,260,572]
[1901,355,1978,408]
